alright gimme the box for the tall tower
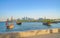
[44,17,46,19]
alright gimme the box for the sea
[0,22,60,33]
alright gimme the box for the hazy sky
[0,0,60,20]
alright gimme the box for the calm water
[0,22,60,33]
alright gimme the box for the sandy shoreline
[0,32,60,38]
[0,28,60,38]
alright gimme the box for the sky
[0,0,60,21]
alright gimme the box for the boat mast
[6,18,9,26]
[11,16,13,23]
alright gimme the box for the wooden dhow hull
[7,24,14,29]
[16,22,22,25]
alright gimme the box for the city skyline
[0,0,60,21]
